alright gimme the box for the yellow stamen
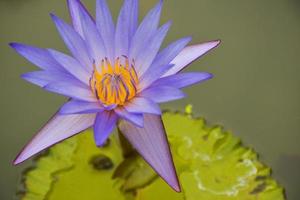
[90,57,139,106]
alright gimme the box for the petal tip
[13,151,29,166]
[204,72,214,79]
[49,13,59,22]
[12,157,22,166]
[9,42,18,49]
[184,36,193,43]
[49,12,55,18]
[20,73,30,82]
[119,114,180,193]
[165,20,173,27]
[94,134,109,147]
[212,39,221,47]
[172,181,182,193]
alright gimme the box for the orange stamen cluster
[90,57,139,106]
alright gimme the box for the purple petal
[118,114,181,192]
[135,21,171,77]
[93,111,118,146]
[138,64,174,90]
[140,37,191,78]
[21,70,74,87]
[48,49,90,85]
[13,112,96,165]
[9,43,64,72]
[67,0,94,37]
[96,0,115,61]
[124,97,161,115]
[44,80,96,102]
[50,14,92,72]
[127,0,138,42]
[129,0,163,60]
[152,72,213,89]
[77,3,107,66]
[140,86,185,103]
[114,107,143,128]
[59,99,104,115]
[115,0,139,57]
[163,40,221,77]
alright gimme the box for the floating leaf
[20,132,127,200]
[19,109,285,200]
[162,112,285,200]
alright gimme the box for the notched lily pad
[19,108,285,200]
[161,112,285,200]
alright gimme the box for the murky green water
[0,0,299,199]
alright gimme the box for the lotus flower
[10,0,220,192]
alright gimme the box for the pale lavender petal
[67,0,94,37]
[93,111,118,146]
[48,49,90,85]
[163,40,221,77]
[152,72,213,89]
[96,0,115,61]
[139,64,174,90]
[59,99,104,115]
[135,22,171,77]
[114,107,143,128]
[124,97,161,115]
[115,0,139,57]
[21,70,74,87]
[13,112,96,165]
[9,43,64,72]
[140,86,185,103]
[78,3,107,66]
[44,80,96,102]
[102,104,117,111]
[127,0,138,41]
[129,0,162,60]
[118,114,181,192]
[140,37,191,78]
[50,14,92,71]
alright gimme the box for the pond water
[0,0,299,199]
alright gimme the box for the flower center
[90,57,138,106]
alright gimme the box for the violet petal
[59,99,104,115]
[48,49,90,85]
[115,107,143,128]
[152,72,213,89]
[129,0,162,60]
[13,112,96,165]
[163,40,220,77]
[115,0,138,57]
[93,111,118,146]
[140,86,185,103]
[118,114,181,192]
[44,80,96,102]
[21,70,74,88]
[9,43,64,72]
[67,0,94,37]
[124,97,161,115]
[50,14,92,72]
[135,21,171,77]
[96,0,115,61]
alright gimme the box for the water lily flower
[11,0,220,192]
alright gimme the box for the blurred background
[0,0,299,199]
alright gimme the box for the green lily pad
[20,132,127,200]
[19,108,285,200]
